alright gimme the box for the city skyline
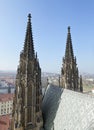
[0,0,94,74]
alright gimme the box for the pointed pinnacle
[28,13,31,21]
[68,26,70,33]
[23,13,35,59]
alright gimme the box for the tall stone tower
[11,14,43,130]
[61,27,83,92]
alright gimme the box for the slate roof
[42,84,94,130]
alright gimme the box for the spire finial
[68,26,70,33]
[28,13,31,21]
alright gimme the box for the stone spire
[65,26,74,61]
[23,13,35,59]
[11,14,43,130]
[61,27,82,92]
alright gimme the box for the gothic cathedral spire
[23,13,35,59]
[11,14,43,130]
[61,27,83,92]
[65,26,74,61]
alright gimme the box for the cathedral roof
[42,85,62,130]
[42,84,94,130]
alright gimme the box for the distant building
[0,80,8,88]
[11,14,43,130]
[61,27,83,92]
[8,85,11,94]
[0,115,10,130]
[0,94,13,115]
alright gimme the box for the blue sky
[0,0,94,74]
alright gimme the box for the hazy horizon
[0,70,94,75]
